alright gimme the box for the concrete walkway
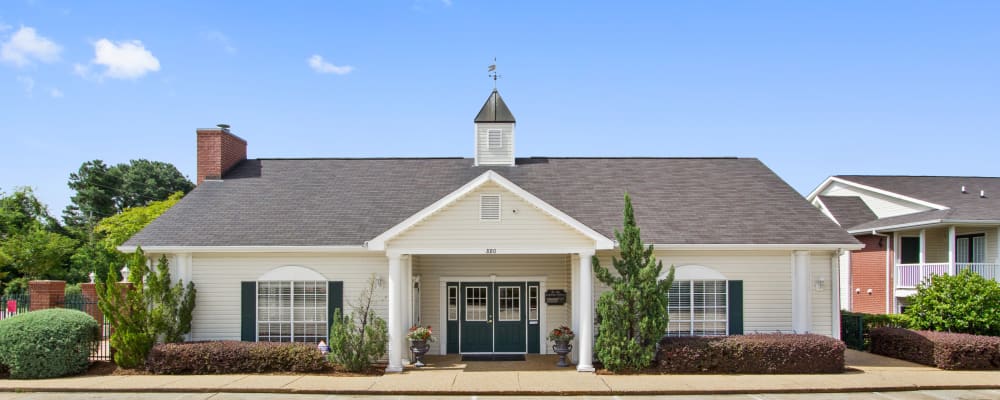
[1,351,999,395]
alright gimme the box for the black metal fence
[0,293,30,320]
[840,310,910,350]
[60,295,112,361]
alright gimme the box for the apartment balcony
[896,262,1000,289]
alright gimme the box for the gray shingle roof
[474,89,516,123]
[125,157,858,247]
[818,196,878,229]
[833,176,1000,232]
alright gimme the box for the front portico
[367,171,613,372]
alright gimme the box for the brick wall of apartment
[850,234,894,314]
[196,128,247,184]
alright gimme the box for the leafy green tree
[64,160,121,229]
[592,193,674,372]
[328,275,388,372]
[0,225,78,280]
[904,269,1000,336]
[97,248,196,368]
[116,160,194,210]
[95,191,184,251]
[64,159,193,229]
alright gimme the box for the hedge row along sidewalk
[870,327,1000,370]
[655,333,845,374]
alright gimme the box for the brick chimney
[196,124,247,184]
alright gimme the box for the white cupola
[474,89,516,166]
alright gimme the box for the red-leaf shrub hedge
[656,334,845,374]
[869,328,1000,370]
[146,341,330,374]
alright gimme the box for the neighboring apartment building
[809,176,1000,314]
[122,89,859,372]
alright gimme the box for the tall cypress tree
[592,193,674,372]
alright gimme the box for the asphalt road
[1,390,1000,400]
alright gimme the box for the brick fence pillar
[80,282,132,338]
[28,280,66,311]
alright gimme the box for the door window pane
[498,286,520,321]
[465,287,488,321]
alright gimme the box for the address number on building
[485,248,497,254]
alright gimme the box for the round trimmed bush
[0,308,99,379]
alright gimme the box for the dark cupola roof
[474,89,516,123]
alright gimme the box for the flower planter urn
[410,339,430,367]
[552,340,573,367]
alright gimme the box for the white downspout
[871,230,892,314]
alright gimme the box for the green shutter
[327,281,344,334]
[728,280,743,335]
[241,281,256,341]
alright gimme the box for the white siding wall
[823,181,932,219]
[188,252,388,341]
[810,252,835,336]
[593,250,803,335]
[475,122,514,166]
[412,254,570,355]
[388,182,594,252]
[839,251,851,311]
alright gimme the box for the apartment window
[257,281,327,343]
[666,280,728,336]
[956,233,986,263]
[900,237,920,264]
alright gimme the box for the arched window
[662,265,728,336]
[256,266,328,343]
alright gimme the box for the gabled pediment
[367,170,614,252]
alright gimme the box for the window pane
[666,279,728,337]
[257,280,328,343]
[498,286,520,321]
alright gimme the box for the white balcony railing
[896,263,1000,289]
[896,263,949,289]
[957,263,1000,282]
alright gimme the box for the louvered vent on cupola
[480,194,501,221]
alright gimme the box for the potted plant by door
[407,325,435,367]
[548,325,575,367]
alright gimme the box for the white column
[948,226,957,275]
[919,229,926,265]
[576,251,595,372]
[831,252,842,339]
[792,251,811,333]
[569,254,580,363]
[386,253,403,373]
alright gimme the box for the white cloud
[308,54,353,75]
[202,30,236,54]
[91,38,160,79]
[1,26,61,67]
[49,88,63,98]
[16,75,34,95]
[72,62,89,77]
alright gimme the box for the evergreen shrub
[0,308,99,379]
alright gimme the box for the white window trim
[667,280,729,337]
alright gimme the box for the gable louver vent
[480,194,501,221]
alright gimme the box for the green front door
[457,281,528,353]
[494,283,526,352]
[460,282,492,353]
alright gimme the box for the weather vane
[488,57,501,89]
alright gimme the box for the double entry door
[457,282,527,353]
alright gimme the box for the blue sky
[2,1,999,216]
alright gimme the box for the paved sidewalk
[1,351,999,395]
